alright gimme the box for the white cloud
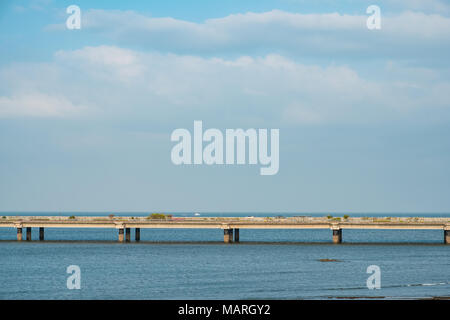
[0,92,86,118]
[12,0,53,12]
[385,0,450,14]
[43,9,450,61]
[1,46,449,124]
[55,46,145,82]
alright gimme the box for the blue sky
[1,0,450,213]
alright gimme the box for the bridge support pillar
[17,228,22,241]
[445,230,450,244]
[39,227,44,241]
[224,229,233,243]
[234,229,239,243]
[135,228,140,242]
[26,227,32,241]
[118,228,124,242]
[332,229,342,244]
[125,228,131,242]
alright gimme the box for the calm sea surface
[0,212,449,299]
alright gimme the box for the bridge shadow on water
[0,240,446,246]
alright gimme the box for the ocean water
[0,212,449,300]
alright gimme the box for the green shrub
[147,213,166,219]
[343,215,349,219]
[69,215,75,219]
[327,215,333,219]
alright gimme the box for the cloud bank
[45,9,450,62]
[1,45,449,124]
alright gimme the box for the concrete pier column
[26,227,32,241]
[445,230,450,244]
[125,228,131,242]
[118,228,124,242]
[234,228,240,243]
[332,229,342,244]
[39,227,44,241]
[224,229,233,243]
[17,228,23,241]
[135,228,140,242]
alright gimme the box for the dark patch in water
[318,259,342,262]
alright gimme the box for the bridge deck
[1,216,449,243]
[0,216,449,229]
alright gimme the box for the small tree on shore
[148,213,166,220]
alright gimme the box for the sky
[0,0,450,213]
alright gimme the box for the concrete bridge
[0,216,449,244]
